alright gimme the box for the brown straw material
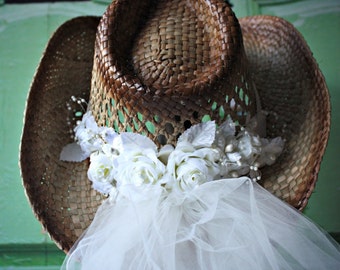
[239,16,330,209]
[20,0,330,253]
[90,0,256,146]
[20,17,103,251]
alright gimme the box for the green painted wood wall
[0,0,339,268]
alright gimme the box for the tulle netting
[61,177,340,270]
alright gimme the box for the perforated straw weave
[20,17,104,251]
[90,0,257,147]
[20,0,330,253]
[239,16,330,209]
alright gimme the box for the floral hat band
[60,108,284,200]
[20,0,330,253]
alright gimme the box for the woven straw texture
[20,0,330,253]
[90,0,256,147]
[239,16,330,210]
[20,17,104,251]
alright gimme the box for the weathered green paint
[0,0,339,267]
[0,244,64,267]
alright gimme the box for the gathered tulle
[61,177,340,270]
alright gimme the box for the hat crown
[90,0,257,146]
[131,0,239,95]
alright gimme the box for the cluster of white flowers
[60,111,284,201]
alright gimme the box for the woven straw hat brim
[239,16,330,209]
[20,16,103,251]
[20,14,330,253]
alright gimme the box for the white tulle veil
[59,110,340,270]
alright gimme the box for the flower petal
[178,121,216,148]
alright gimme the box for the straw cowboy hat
[20,0,330,252]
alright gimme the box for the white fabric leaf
[119,132,157,151]
[60,142,89,162]
[218,117,236,137]
[178,121,216,148]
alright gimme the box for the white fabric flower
[257,137,284,166]
[88,151,116,194]
[62,111,285,198]
[74,111,117,156]
[216,116,284,179]
[224,130,261,166]
[98,126,117,145]
[114,148,167,189]
[167,142,220,192]
[158,144,175,164]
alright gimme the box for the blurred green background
[0,0,339,268]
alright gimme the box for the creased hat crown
[90,0,258,146]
